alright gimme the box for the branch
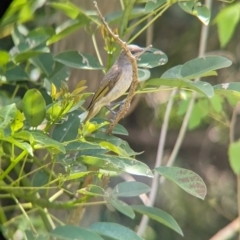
[209,218,240,240]
[93,1,139,134]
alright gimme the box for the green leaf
[137,48,168,69]
[119,140,143,156]
[229,141,240,174]
[214,82,240,100]
[14,49,50,63]
[188,100,208,129]
[22,89,46,127]
[178,1,195,15]
[181,56,232,79]
[65,141,105,152]
[47,17,90,45]
[52,110,82,142]
[48,1,98,24]
[0,103,17,129]
[146,78,214,98]
[138,68,151,82]
[0,51,10,66]
[145,0,166,12]
[3,136,33,156]
[31,53,55,76]
[87,132,123,146]
[109,198,135,219]
[32,170,49,187]
[179,1,211,25]
[65,171,91,181]
[50,225,104,240]
[54,51,103,70]
[214,3,240,47]
[13,130,35,143]
[155,166,207,199]
[1,62,29,81]
[48,2,80,19]
[11,31,50,63]
[132,205,183,236]
[112,181,150,197]
[30,131,66,154]
[79,184,107,197]
[210,94,223,113]
[89,222,143,240]
[48,62,70,88]
[81,155,153,177]
[94,119,128,136]
[99,141,129,157]
[105,8,146,24]
[194,4,210,25]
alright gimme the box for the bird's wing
[87,64,122,110]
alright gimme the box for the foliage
[0,0,237,239]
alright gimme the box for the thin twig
[137,89,177,236]
[93,1,141,134]
[209,217,239,240]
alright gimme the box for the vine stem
[137,0,212,235]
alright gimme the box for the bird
[83,45,147,123]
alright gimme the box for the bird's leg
[105,105,116,115]
[119,100,130,115]
[105,100,130,122]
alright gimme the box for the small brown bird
[84,45,146,122]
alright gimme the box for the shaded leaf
[81,155,153,177]
[52,110,82,142]
[30,131,66,154]
[32,170,49,187]
[31,53,55,76]
[54,51,103,70]
[146,78,214,98]
[89,222,143,240]
[112,181,150,197]
[1,62,29,81]
[48,62,70,88]
[137,48,168,69]
[109,198,135,219]
[155,166,207,199]
[179,1,211,25]
[132,205,183,236]
[181,56,232,79]
[145,0,166,12]
[50,225,104,240]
